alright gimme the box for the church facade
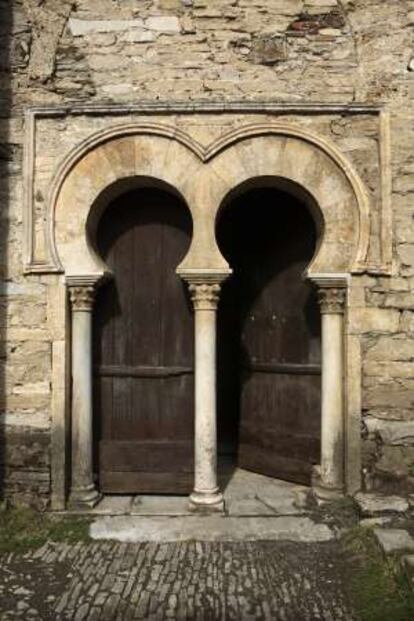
[1,0,413,510]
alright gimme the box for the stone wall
[0,0,413,507]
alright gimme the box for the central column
[188,283,224,512]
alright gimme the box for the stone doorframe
[48,120,371,510]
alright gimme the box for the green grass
[310,495,360,529]
[0,504,92,553]
[342,526,414,621]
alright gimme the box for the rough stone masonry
[0,0,414,509]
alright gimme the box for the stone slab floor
[0,539,356,621]
[72,467,311,518]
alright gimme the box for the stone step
[354,493,409,516]
[89,515,335,543]
[373,528,414,555]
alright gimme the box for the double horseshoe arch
[52,122,370,508]
[53,122,369,278]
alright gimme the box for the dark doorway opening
[93,187,194,494]
[216,185,321,486]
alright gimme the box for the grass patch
[0,505,92,553]
[342,526,414,621]
[310,496,360,529]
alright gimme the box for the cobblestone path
[0,540,356,621]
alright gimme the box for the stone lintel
[177,268,232,286]
[65,272,109,289]
[306,272,350,289]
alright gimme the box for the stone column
[68,283,101,509]
[314,285,346,500]
[188,283,224,512]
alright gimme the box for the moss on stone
[342,526,414,621]
[0,505,92,553]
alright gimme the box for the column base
[68,483,102,511]
[188,490,225,514]
[311,465,344,505]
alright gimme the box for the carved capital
[189,283,221,311]
[69,286,95,312]
[317,287,346,314]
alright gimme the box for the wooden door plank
[93,189,194,493]
[96,365,194,378]
[100,472,193,494]
[100,440,194,471]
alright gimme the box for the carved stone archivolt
[318,287,346,314]
[68,286,95,312]
[40,114,379,279]
[189,283,221,311]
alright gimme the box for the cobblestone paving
[0,540,357,621]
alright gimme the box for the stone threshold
[89,515,335,543]
[51,492,310,518]
[52,469,313,518]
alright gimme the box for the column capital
[189,283,221,311]
[68,285,95,312]
[66,273,106,312]
[317,287,346,314]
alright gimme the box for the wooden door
[93,188,194,494]
[217,188,321,485]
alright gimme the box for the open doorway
[216,182,321,487]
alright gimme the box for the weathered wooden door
[217,187,321,485]
[93,188,194,494]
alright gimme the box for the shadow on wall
[0,0,11,504]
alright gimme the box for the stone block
[354,492,409,516]
[319,28,342,37]
[384,292,414,310]
[239,0,302,16]
[121,30,156,43]
[69,19,145,36]
[158,0,184,9]
[364,418,414,446]
[348,308,400,334]
[180,16,196,34]
[400,311,414,333]
[363,386,414,410]
[373,528,414,554]
[306,0,338,5]
[376,446,414,480]
[249,35,288,65]
[193,9,222,18]
[365,338,413,362]
[0,429,50,469]
[364,360,414,380]
[83,33,116,47]
[145,16,181,33]
[12,381,50,396]
[398,244,414,270]
[0,282,45,296]
[0,411,50,430]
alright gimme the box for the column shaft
[321,312,344,489]
[316,286,346,498]
[189,283,224,512]
[68,286,101,509]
